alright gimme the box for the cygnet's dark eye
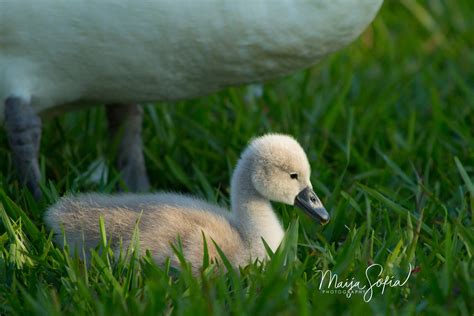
[290,173,298,180]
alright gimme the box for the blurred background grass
[0,0,473,315]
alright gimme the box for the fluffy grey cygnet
[44,134,329,271]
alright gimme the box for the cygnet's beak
[294,187,330,225]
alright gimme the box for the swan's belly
[0,0,383,121]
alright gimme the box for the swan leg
[4,97,42,199]
[105,103,150,192]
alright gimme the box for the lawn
[0,1,473,315]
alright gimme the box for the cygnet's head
[236,134,330,225]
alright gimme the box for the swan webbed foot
[4,96,42,200]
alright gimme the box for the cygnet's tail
[44,193,140,257]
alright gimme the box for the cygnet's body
[45,134,329,270]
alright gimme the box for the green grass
[1,1,473,315]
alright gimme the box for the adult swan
[0,0,383,198]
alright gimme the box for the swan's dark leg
[105,103,150,192]
[4,97,42,199]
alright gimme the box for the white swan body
[1,0,382,120]
[44,134,329,270]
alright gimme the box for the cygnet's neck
[230,158,284,256]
